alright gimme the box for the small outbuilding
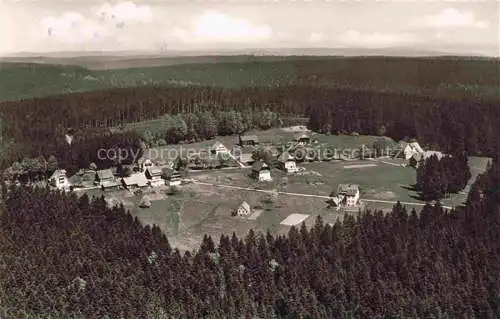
[234,201,252,217]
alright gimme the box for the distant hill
[1,47,489,70]
[0,54,498,102]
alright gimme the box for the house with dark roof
[239,135,259,146]
[145,167,164,186]
[94,169,120,189]
[277,152,298,173]
[251,160,272,181]
[121,173,149,189]
[333,184,360,207]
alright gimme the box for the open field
[280,214,310,226]
[81,153,490,252]
[1,56,499,101]
[139,128,382,163]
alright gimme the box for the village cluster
[48,132,442,214]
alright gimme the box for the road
[192,181,453,210]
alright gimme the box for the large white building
[49,169,70,190]
[398,141,424,160]
[332,184,360,207]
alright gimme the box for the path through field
[192,181,452,210]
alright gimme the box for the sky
[0,0,498,56]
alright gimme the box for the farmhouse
[145,167,164,187]
[277,152,298,173]
[94,169,120,189]
[239,135,259,146]
[409,151,445,168]
[49,169,70,190]
[234,201,252,217]
[121,173,149,189]
[333,184,360,207]
[251,160,272,182]
[397,141,424,160]
[210,141,229,155]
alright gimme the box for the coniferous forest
[0,60,499,318]
[415,153,472,201]
[0,154,499,318]
[1,85,500,172]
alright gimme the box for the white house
[235,201,252,216]
[397,141,424,160]
[251,160,272,182]
[333,184,360,207]
[49,169,70,190]
[277,152,298,173]
[210,141,229,155]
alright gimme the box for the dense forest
[415,153,472,201]
[1,57,499,102]
[0,152,498,318]
[1,85,500,173]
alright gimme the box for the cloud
[39,2,154,47]
[183,11,272,43]
[334,30,419,48]
[308,32,323,43]
[42,12,106,43]
[97,1,152,25]
[413,8,490,29]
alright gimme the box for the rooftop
[252,160,269,171]
[240,135,259,142]
[96,169,114,180]
[122,174,149,187]
[239,201,251,212]
[337,184,359,196]
[148,166,163,176]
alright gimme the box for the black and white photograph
[0,0,499,317]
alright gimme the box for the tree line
[0,154,498,318]
[131,109,280,147]
[415,153,472,201]
[1,85,500,172]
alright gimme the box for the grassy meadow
[94,126,492,252]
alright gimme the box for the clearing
[280,214,310,226]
